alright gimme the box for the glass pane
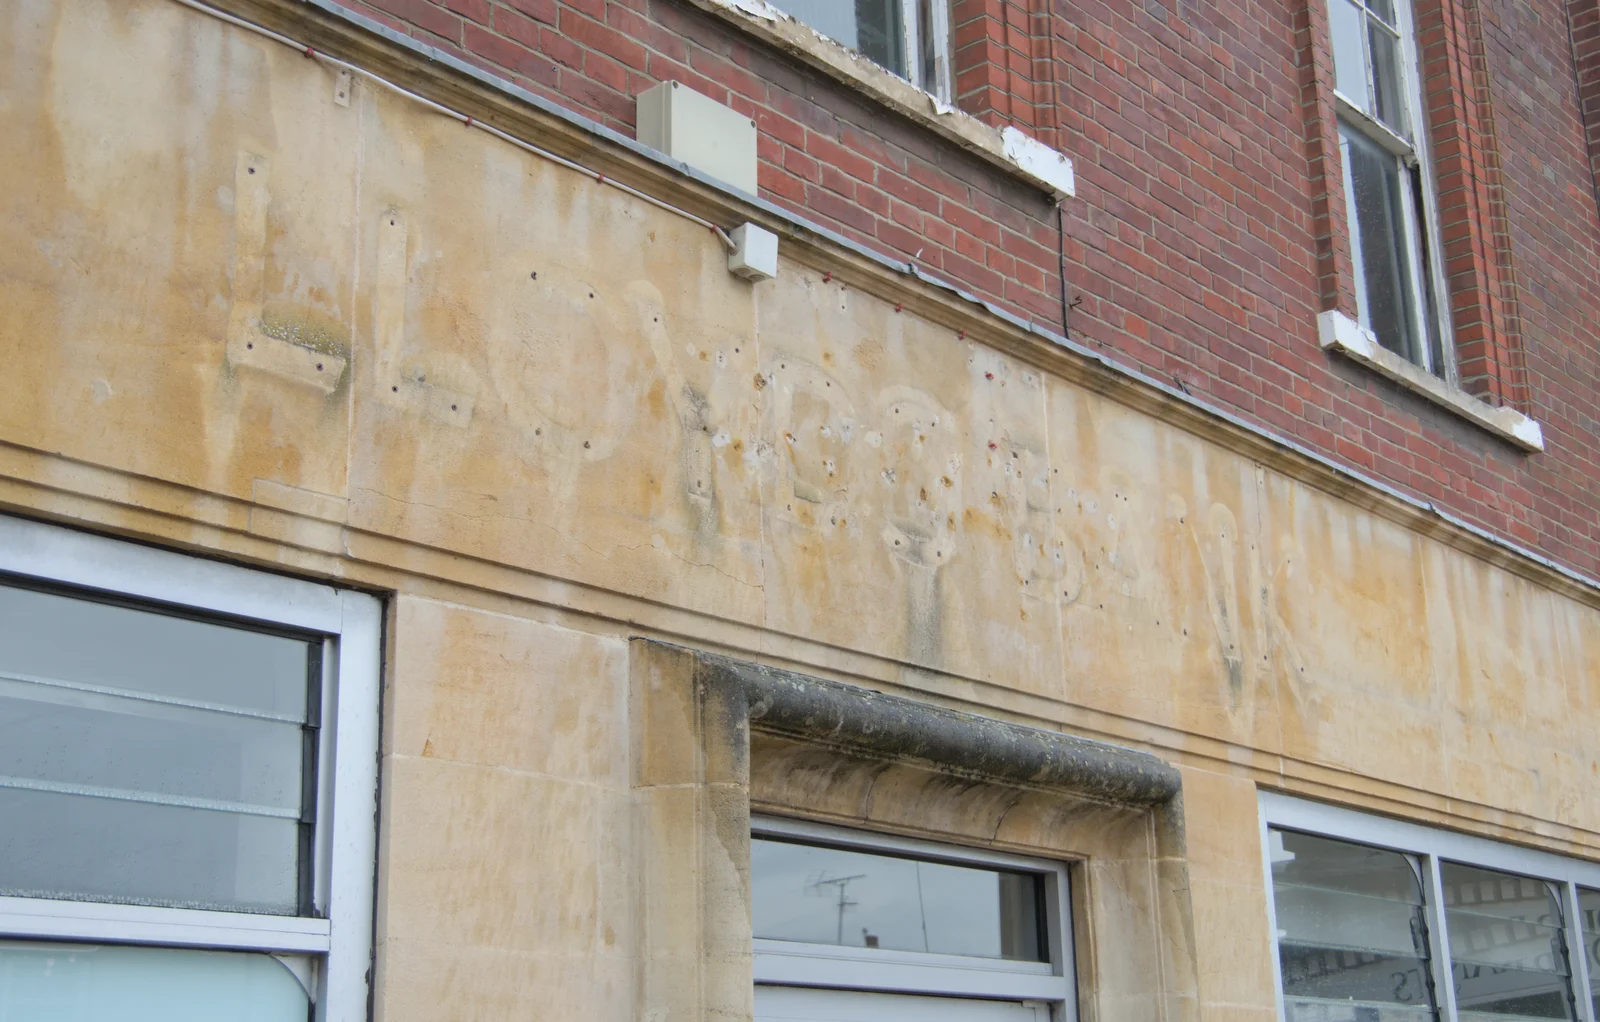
[1441,863,1575,1021]
[916,0,939,94]
[1341,124,1422,364]
[756,986,1049,1021]
[0,582,315,914]
[0,942,309,1021]
[855,0,905,75]
[1269,829,1437,1021]
[1368,0,1397,27]
[751,837,1046,961]
[1330,0,1371,110]
[1369,22,1410,138]
[771,0,906,76]
[1576,889,1600,1022]
[0,584,309,718]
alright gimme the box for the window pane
[1368,0,1397,27]
[1577,889,1600,1022]
[1269,829,1437,1022]
[751,837,1046,961]
[771,0,906,77]
[1441,863,1575,1021]
[1330,0,1371,110]
[0,942,310,1021]
[756,986,1049,1021]
[1368,22,1410,138]
[916,0,940,94]
[1341,124,1422,364]
[0,582,314,914]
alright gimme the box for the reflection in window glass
[0,942,310,1021]
[1329,0,1370,108]
[751,837,1045,961]
[0,582,316,914]
[1441,863,1575,1021]
[1578,889,1600,1022]
[1341,124,1421,363]
[1368,23,1409,138]
[1269,829,1437,1021]
[769,0,906,77]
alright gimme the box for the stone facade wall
[4,1,1600,1020]
[333,0,1600,579]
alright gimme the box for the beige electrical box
[636,81,758,195]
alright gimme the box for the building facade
[2,0,1600,1018]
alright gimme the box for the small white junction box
[636,81,758,195]
[727,223,778,282]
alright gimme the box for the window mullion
[1567,883,1597,1022]
[1420,854,1461,1022]
[1395,153,1435,371]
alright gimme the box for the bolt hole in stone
[247,342,253,350]
[248,167,255,175]
[530,271,538,279]
[584,440,591,448]
[392,385,398,393]
[589,292,595,299]
[389,220,395,226]
[451,404,457,411]
[535,428,542,436]
[316,363,323,371]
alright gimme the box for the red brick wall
[336,0,1600,576]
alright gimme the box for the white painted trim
[1260,792,1600,884]
[1317,309,1545,450]
[754,943,1072,1000]
[0,516,344,631]
[323,590,382,1022]
[751,816,1075,1019]
[0,897,331,953]
[0,515,382,1022]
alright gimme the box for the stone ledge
[682,0,1076,200]
[1317,310,1545,452]
[680,642,1183,806]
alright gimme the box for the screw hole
[248,167,255,175]
[451,404,457,411]
[246,342,253,350]
[584,440,591,448]
[316,363,323,371]
[530,271,538,279]
[391,385,398,392]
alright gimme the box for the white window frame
[752,815,1077,1016]
[1330,0,1459,380]
[0,514,381,1022]
[1259,791,1600,1022]
[902,0,954,104]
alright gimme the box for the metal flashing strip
[191,0,1600,604]
[678,643,1183,806]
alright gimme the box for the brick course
[339,0,1600,577]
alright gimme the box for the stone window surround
[1297,0,1542,450]
[677,0,1078,199]
[630,639,1198,1021]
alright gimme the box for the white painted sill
[1317,310,1544,452]
[684,0,1076,199]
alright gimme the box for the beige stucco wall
[3,0,1599,1019]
